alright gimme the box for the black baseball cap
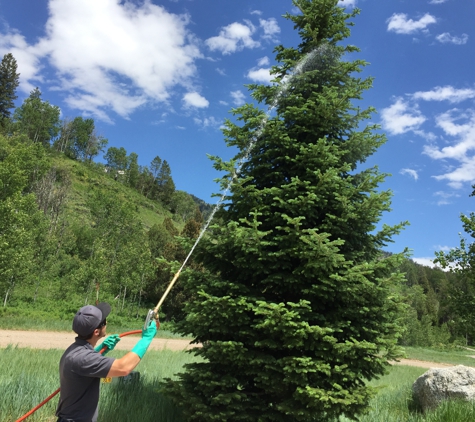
[72,302,111,337]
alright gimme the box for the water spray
[143,43,339,329]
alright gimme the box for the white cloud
[434,191,460,205]
[193,116,221,129]
[429,0,449,3]
[435,245,453,253]
[381,98,426,135]
[0,30,45,94]
[247,68,272,84]
[259,18,280,42]
[436,32,468,45]
[183,92,209,108]
[205,21,260,55]
[433,160,475,189]
[411,257,440,268]
[0,0,202,121]
[384,84,475,191]
[412,86,475,103]
[436,109,474,137]
[338,0,357,7]
[247,57,273,84]
[257,56,270,67]
[423,109,475,188]
[400,168,419,180]
[230,90,246,106]
[387,13,437,35]
[414,130,438,141]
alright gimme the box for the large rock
[412,365,475,411]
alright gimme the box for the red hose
[15,327,152,422]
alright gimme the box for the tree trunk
[34,275,41,303]
[3,289,9,308]
[84,279,95,305]
[122,285,127,311]
[137,273,144,318]
[3,277,14,307]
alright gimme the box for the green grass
[339,365,475,422]
[0,346,198,422]
[403,346,475,367]
[5,342,475,421]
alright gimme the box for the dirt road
[0,329,197,352]
[0,329,455,368]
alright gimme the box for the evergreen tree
[163,216,179,237]
[0,53,20,126]
[150,155,162,178]
[167,1,406,421]
[155,159,175,205]
[127,152,140,188]
[137,165,155,198]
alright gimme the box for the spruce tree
[167,1,407,421]
[0,53,20,125]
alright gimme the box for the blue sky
[0,0,474,267]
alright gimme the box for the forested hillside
[0,52,474,348]
[0,53,207,322]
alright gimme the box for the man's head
[73,302,111,339]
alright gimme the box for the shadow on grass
[99,375,184,422]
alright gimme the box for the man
[56,302,157,422]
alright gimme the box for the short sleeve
[72,350,115,378]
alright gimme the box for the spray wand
[143,269,182,329]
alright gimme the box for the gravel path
[390,359,453,369]
[0,330,457,368]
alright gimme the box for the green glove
[95,334,121,355]
[131,321,157,359]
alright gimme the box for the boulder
[412,365,475,411]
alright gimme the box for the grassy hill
[53,154,183,232]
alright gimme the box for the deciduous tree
[435,190,475,342]
[170,191,197,223]
[12,87,61,145]
[63,117,108,162]
[0,134,49,305]
[104,146,128,171]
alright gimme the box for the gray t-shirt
[56,338,115,422]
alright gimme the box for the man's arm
[107,352,141,377]
[106,320,158,377]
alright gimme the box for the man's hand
[95,334,121,355]
[131,320,157,359]
[142,320,158,341]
